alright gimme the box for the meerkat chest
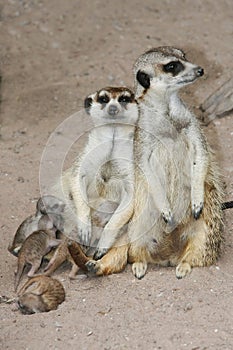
[138,113,187,158]
[85,125,134,200]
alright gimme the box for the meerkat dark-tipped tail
[221,201,233,210]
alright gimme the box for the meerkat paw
[93,248,108,260]
[176,262,191,279]
[77,219,92,246]
[132,262,147,279]
[85,260,100,274]
[192,202,203,220]
[161,209,174,226]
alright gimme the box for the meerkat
[14,223,61,291]
[43,231,90,279]
[69,86,138,259]
[86,46,225,279]
[17,275,65,314]
[8,195,65,257]
[42,200,118,278]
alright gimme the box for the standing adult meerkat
[70,87,138,259]
[86,46,224,279]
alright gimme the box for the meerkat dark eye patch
[136,70,150,89]
[97,94,110,104]
[84,97,93,114]
[163,61,184,76]
[118,95,132,104]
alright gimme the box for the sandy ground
[0,1,233,349]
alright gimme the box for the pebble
[55,322,62,328]
[184,303,193,312]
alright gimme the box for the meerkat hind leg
[27,262,42,277]
[93,189,134,260]
[132,262,148,280]
[68,263,79,279]
[175,219,207,279]
[176,262,192,279]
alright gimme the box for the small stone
[55,322,62,328]
[17,176,25,183]
[184,303,193,312]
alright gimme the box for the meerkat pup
[8,195,65,257]
[17,275,65,314]
[42,201,116,277]
[43,231,90,279]
[14,222,61,291]
[86,46,224,279]
[70,87,138,259]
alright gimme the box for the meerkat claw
[192,202,203,220]
[162,210,174,226]
[132,262,147,279]
[93,248,108,260]
[78,221,92,246]
[85,260,98,274]
[176,262,192,279]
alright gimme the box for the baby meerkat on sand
[70,87,138,259]
[17,275,65,314]
[86,46,225,279]
[14,223,61,291]
[8,195,65,257]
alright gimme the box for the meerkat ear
[136,70,150,89]
[84,96,93,115]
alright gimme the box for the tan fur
[85,234,128,276]
[17,275,65,314]
[85,47,224,279]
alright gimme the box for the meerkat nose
[108,105,119,116]
[196,67,204,77]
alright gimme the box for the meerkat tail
[14,257,26,292]
[221,201,233,210]
[67,240,90,271]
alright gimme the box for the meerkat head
[17,294,41,314]
[36,195,65,215]
[84,87,138,125]
[134,46,204,97]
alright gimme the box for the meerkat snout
[195,66,204,77]
[108,104,119,116]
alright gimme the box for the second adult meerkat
[70,87,138,259]
[86,46,224,279]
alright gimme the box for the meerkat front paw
[192,202,203,220]
[77,219,92,246]
[85,260,99,274]
[93,248,108,260]
[161,209,174,226]
[132,262,148,279]
[176,262,191,279]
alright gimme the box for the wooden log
[200,77,233,125]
